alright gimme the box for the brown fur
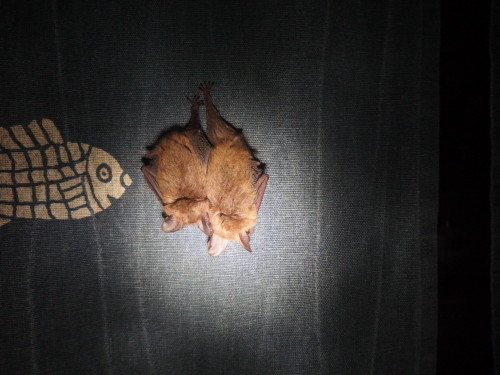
[147,132,209,227]
[206,139,259,236]
[142,85,268,256]
[147,132,207,204]
[200,82,268,256]
[142,97,211,232]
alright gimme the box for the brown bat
[199,82,269,256]
[141,95,212,235]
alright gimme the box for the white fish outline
[0,119,132,226]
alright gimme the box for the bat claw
[198,81,214,93]
[187,95,204,107]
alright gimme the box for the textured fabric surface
[0,1,438,374]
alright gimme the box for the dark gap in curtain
[491,1,500,374]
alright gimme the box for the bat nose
[120,172,132,188]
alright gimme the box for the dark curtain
[0,1,438,374]
[492,1,500,373]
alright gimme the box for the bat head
[206,207,257,256]
[162,198,211,234]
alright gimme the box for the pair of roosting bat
[141,82,268,256]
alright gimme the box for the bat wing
[238,231,252,252]
[246,173,269,236]
[191,129,212,164]
[141,164,164,204]
[185,94,212,163]
[198,212,213,236]
[199,81,239,144]
[185,95,203,130]
[254,173,269,212]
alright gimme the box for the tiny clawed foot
[187,94,204,107]
[198,81,214,92]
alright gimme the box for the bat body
[199,82,269,256]
[141,96,212,234]
[142,84,268,256]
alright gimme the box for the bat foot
[187,95,204,107]
[198,81,214,93]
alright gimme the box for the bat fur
[199,82,269,256]
[141,96,212,235]
[142,83,268,256]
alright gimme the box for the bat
[141,95,212,235]
[199,82,269,256]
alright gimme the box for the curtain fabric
[0,1,438,373]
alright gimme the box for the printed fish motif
[0,119,132,226]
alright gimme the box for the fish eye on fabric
[96,163,112,183]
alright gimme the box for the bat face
[206,171,268,256]
[142,85,268,256]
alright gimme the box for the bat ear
[198,212,213,236]
[238,231,252,252]
[254,173,269,211]
[207,234,230,257]
[141,164,164,204]
[162,215,184,232]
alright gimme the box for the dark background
[438,0,493,374]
